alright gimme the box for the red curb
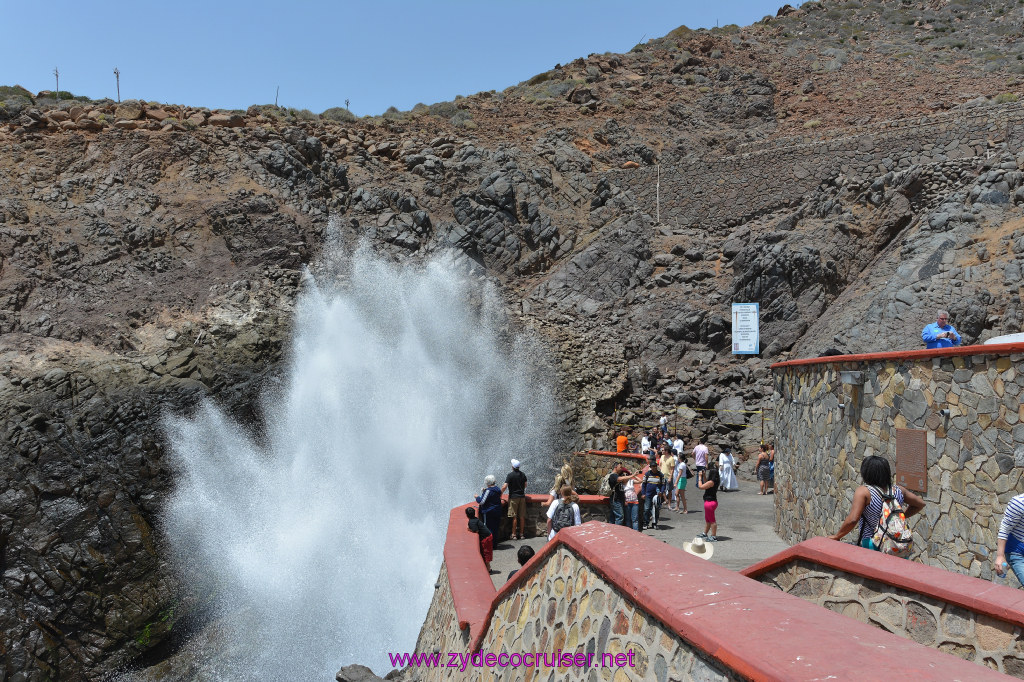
[742,536,1024,629]
[443,504,496,632]
[585,449,650,462]
[770,342,1024,369]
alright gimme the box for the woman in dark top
[697,467,721,542]
[475,475,504,540]
[830,455,925,548]
[756,443,773,495]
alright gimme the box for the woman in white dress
[718,447,739,491]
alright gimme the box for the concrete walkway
[490,473,789,586]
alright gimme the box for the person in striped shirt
[995,493,1024,587]
[829,455,925,549]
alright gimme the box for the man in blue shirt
[922,310,961,349]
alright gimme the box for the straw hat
[682,536,714,560]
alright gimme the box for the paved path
[490,473,788,587]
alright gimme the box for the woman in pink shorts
[696,466,721,542]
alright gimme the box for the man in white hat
[502,459,528,540]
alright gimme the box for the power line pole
[275,85,279,107]
[54,67,59,101]
[113,67,121,103]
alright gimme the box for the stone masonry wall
[610,103,1024,230]
[772,350,1024,578]
[409,547,735,682]
[756,559,1024,677]
[409,562,469,677]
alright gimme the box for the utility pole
[113,67,121,103]
[345,98,350,111]
[275,86,279,107]
[54,67,59,101]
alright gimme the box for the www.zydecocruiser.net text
[388,650,637,672]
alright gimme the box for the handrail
[771,341,1024,369]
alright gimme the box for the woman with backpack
[546,485,582,540]
[829,455,925,553]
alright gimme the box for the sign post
[732,303,760,355]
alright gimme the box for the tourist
[623,466,642,531]
[828,455,925,548]
[507,545,536,582]
[659,445,677,509]
[546,463,575,506]
[756,444,772,495]
[641,431,651,454]
[501,459,528,541]
[672,453,689,513]
[921,309,961,349]
[475,475,504,540]
[696,466,721,542]
[546,485,581,540]
[693,440,708,476]
[465,507,493,573]
[718,446,738,491]
[659,413,669,436]
[672,434,684,456]
[642,457,666,530]
[616,430,629,453]
[606,463,629,525]
[994,493,1024,587]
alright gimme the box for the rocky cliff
[2,0,1024,678]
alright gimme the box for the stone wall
[609,103,1024,230]
[473,545,732,682]
[407,520,1001,682]
[755,559,1024,677]
[772,345,1024,578]
[566,451,648,494]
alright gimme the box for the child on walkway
[466,507,493,572]
[672,454,689,513]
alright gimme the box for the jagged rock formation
[1,0,1024,678]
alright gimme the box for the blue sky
[1,1,793,116]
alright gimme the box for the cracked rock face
[4,1,1024,677]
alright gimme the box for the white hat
[682,537,714,560]
[511,459,521,469]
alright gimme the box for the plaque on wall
[895,428,928,494]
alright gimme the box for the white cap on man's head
[511,459,521,469]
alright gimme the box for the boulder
[208,113,245,127]
[114,100,145,120]
[336,664,386,682]
[145,108,170,122]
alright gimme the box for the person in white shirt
[718,447,738,491]
[546,485,582,540]
[693,442,708,474]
